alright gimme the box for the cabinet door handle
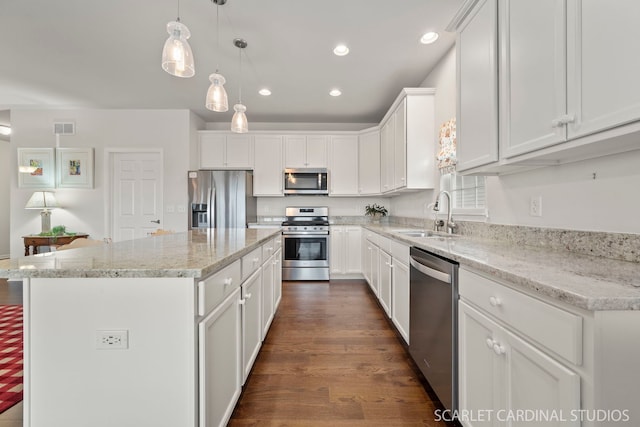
[224,277,233,286]
[551,114,575,127]
[239,298,246,305]
[245,293,252,299]
[486,338,495,349]
[493,343,506,356]
[253,257,260,264]
[489,296,502,307]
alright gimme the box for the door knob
[150,219,160,224]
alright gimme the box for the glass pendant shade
[205,73,229,112]
[161,21,195,78]
[231,104,248,133]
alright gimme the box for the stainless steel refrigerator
[188,170,257,229]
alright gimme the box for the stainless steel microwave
[284,168,329,195]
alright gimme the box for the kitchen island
[0,228,282,427]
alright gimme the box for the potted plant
[365,204,388,223]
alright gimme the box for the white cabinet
[459,301,580,427]
[358,129,381,195]
[273,247,282,310]
[199,287,243,427]
[380,118,395,193]
[199,132,253,169]
[284,135,328,168]
[499,0,567,158]
[378,250,392,317]
[455,0,499,172]
[566,0,640,140]
[379,89,435,193]
[241,269,262,384]
[253,135,283,196]
[391,258,410,344]
[330,226,362,277]
[262,236,281,335]
[458,267,582,427]
[328,135,359,196]
[452,0,640,173]
[364,236,379,297]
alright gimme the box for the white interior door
[111,151,163,241]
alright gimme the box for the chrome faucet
[433,190,457,234]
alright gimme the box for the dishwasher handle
[410,256,452,284]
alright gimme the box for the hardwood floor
[229,280,452,427]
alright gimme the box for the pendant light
[161,0,195,78]
[205,0,229,112]
[231,38,249,134]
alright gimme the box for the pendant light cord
[238,47,243,103]
[215,2,220,72]
[176,0,181,21]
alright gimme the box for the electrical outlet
[96,330,129,350]
[530,196,542,217]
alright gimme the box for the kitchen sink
[396,230,458,238]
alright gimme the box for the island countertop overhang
[0,228,281,280]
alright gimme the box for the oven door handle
[282,232,329,236]
[410,256,451,283]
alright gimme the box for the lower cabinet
[390,259,410,344]
[199,287,243,427]
[330,225,362,278]
[378,250,392,317]
[273,248,282,310]
[262,249,275,339]
[241,269,263,384]
[459,301,580,427]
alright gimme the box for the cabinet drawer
[459,268,582,365]
[242,248,262,281]
[197,261,242,316]
[389,239,409,262]
[262,237,276,260]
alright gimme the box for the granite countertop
[364,224,640,311]
[0,228,281,280]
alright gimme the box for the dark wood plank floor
[229,280,451,427]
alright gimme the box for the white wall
[0,140,10,258]
[391,45,640,234]
[10,109,196,257]
[391,46,457,218]
[257,196,390,221]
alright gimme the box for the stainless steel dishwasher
[409,246,458,412]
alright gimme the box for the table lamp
[25,191,59,233]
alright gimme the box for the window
[440,173,487,216]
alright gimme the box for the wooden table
[23,234,89,256]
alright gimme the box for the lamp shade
[25,191,59,209]
[231,103,248,133]
[205,73,229,112]
[161,21,195,78]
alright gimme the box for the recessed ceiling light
[333,44,349,56]
[0,125,11,136]
[329,89,342,97]
[259,88,271,96]
[420,32,439,44]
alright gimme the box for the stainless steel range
[281,207,330,281]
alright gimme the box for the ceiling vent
[53,122,75,135]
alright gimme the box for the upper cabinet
[199,132,253,169]
[455,0,499,172]
[451,0,640,174]
[253,135,283,197]
[284,135,328,168]
[499,0,568,158]
[358,129,381,195]
[379,89,436,193]
[328,135,359,196]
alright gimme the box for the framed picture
[17,148,56,188]
[56,148,94,188]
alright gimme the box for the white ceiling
[0,0,462,124]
